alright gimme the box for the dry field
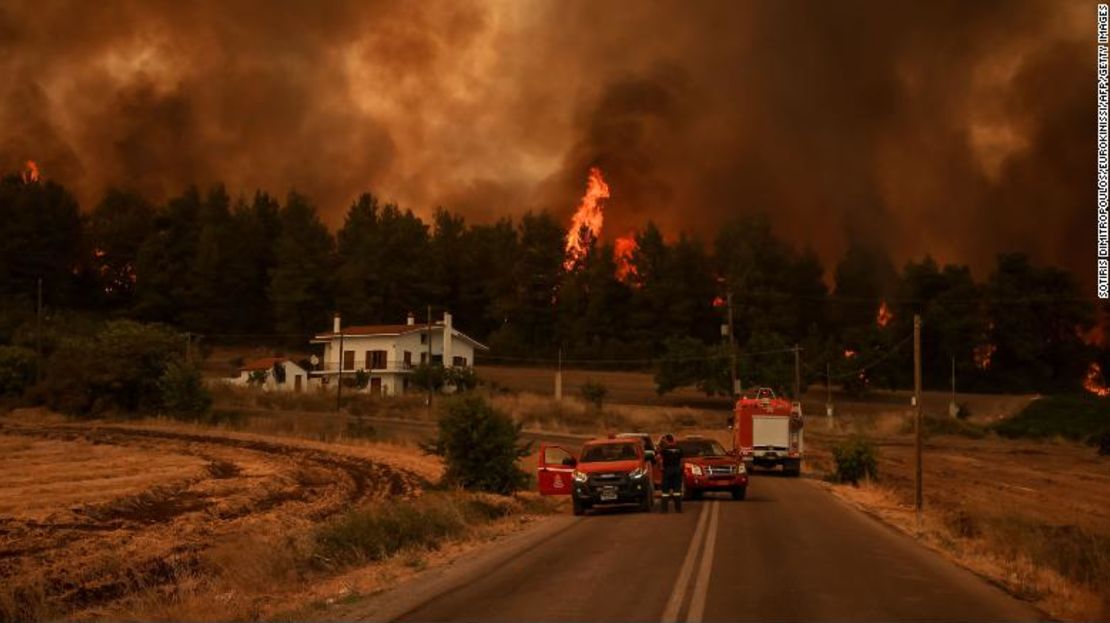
[0,409,432,620]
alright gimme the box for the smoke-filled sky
[0,0,1095,284]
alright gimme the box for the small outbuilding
[232,357,311,393]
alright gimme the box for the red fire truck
[733,387,803,476]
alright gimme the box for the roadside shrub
[0,345,36,396]
[423,395,530,494]
[37,319,182,417]
[831,435,878,485]
[411,364,480,393]
[580,379,607,410]
[159,359,212,419]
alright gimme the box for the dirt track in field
[0,417,426,618]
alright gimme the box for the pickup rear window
[580,443,640,463]
[678,439,728,457]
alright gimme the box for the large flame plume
[1083,362,1110,397]
[563,167,610,271]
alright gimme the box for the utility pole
[184,332,191,363]
[826,361,833,429]
[793,344,801,400]
[35,278,43,382]
[949,355,958,418]
[726,291,738,397]
[913,314,923,529]
[555,347,563,401]
[426,304,434,409]
[336,328,345,412]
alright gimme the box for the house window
[432,354,443,365]
[452,356,467,367]
[370,350,387,370]
[404,351,412,368]
[420,352,428,364]
[343,350,355,371]
[420,333,428,345]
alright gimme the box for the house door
[370,377,382,395]
[294,375,303,393]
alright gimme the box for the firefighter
[658,433,684,513]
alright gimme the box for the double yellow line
[662,500,721,623]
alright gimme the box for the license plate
[600,487,618,501]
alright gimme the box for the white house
[310,311,487,396]
[231,357,311,393]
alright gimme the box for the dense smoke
[0,0,1093,283]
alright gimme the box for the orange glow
[876,300,893,327]
[614,234,638,282]
[973,343,996,370]
[1083,362,1110,397]
[843,349,857,358]
[22,160,40,183]
[712,296,726,308]
[564,167,610,271]
[1081,323,1107,348]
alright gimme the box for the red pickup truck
[677,436,748,500]
[537,438,654,515]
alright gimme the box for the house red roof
[312,322,489,350]
[240,356,287,371]
[314,324,423,338]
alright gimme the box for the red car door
[537,443,575,496]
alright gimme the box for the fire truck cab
[733,387,803,476]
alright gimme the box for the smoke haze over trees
[0,1,1096,288]
[0,172,1103,396]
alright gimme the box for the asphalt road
[360,475,1043,622]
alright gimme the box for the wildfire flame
[22,160,40,184]
[843,349,858,358]
[614,234,638,282]
[876,300,893,327]
[712,296,726,308]
[1084,362,1110,397]
[564,167,610,271]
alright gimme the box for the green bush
[580,379,608,410]
[38,319,185,417]
[0,345,36,396]
[411,364,480,393]
[423,395,530,494]
[159,359,212,419]
[831,435,878,485]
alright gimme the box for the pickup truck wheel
[572,498,586,516]
[687,490,703,501]
[731,486,747,501]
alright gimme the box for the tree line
[0,172,1102,396]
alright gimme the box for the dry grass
[827,481,1106,620]
[106,491,559,621]
[0,410,433,621]
[807,407,1110,622]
